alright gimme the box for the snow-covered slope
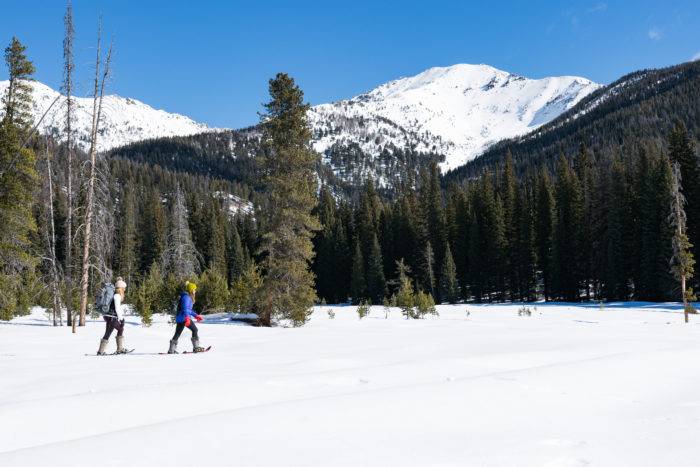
[0,80,212,152]
[309,64,601,171]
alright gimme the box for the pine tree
[668,122,700,289]
[419,241,436,297]
[514,182,537,301]
[604,160,630,300]
[552,156,584,301]
[669,162,696,323]
[227,221,246,284]
[420,162,446,297]
[0,38,37,319]
[574,144,595,298]
[468,173,506,302]
[393,259,416,319]
[115,185,137,283]
[535,168,555,300]
[365,233,387,304]
[140,189,167,272]
[205,197,227,278]
[350,240,366,304]
[500,151,518,298]
[439,243,458,304]
[257,73,320,326]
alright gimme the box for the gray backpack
[96,283,116,316]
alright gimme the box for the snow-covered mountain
[0,80,212,152]
[3,64,600,176]
[309,64,601,171]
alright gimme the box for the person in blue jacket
[168,281,205,353]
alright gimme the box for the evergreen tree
[365,233,387,304]
[227,221,246,284]
[419,241,436,297]
[420,162,446,295]
[393,259,416,319]
[257,73,320,326]
[574,144,594,298]
[500,152,518,298]
[668,121,700,288]
[0,38,37,319]
[514,182,537,301]
[603,160,631,300]
[439,243,459,304]
[535,168,555,300]
[670,162,696,322]
[115,185,137,282]
[552,156,584,301]
[468,173,506,301]
[350,240,366,304]
[205,197,227,278]
[140,189,167,272]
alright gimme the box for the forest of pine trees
[311,136,694,307]
[2,4,700,327]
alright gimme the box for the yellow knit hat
[185,281,197,294]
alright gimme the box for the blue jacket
[176,292,197,323]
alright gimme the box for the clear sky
[2,1,699,129]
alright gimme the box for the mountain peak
[310,64,601,171]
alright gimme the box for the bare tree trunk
[45,143,63,326]
[76,25,112,332]
[63,0,75,327]
[682,274,688,323]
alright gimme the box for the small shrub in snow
[327,309,336,319]
[382,297,393,319]
[518,306,532,317]
[357,301,370,320]
[415,291,438,318]
[394,260,416,319]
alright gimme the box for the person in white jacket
[97,277,130,355]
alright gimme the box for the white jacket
[113,293,124,321]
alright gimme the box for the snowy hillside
[0,80,212,152]
[309,64,601,171]
[2,303,700,466]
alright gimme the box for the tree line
[312,130,696,307]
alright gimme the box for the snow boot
[115,336,128,354]
[168,339,178,354]
[97,338,109,356]
[192,337,205,353]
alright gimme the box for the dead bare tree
[161,185,201,280]
[91,154,115,287]
[40,138,63,326]
[62,0,76,327]
[76,23,112,332]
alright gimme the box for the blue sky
[1,1,699,128]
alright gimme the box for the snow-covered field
[2,303,700,466]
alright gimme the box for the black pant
[173,321,198,341]
[103,316,124,339]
